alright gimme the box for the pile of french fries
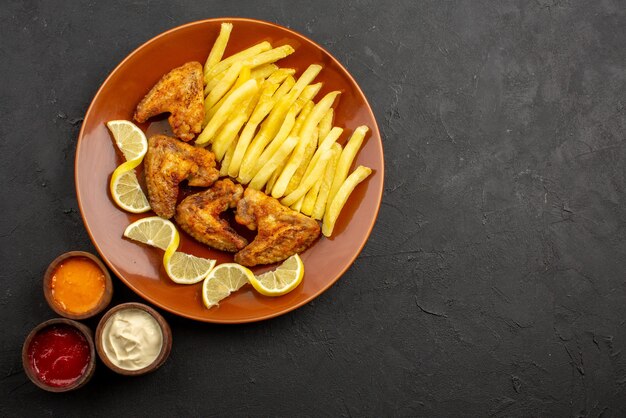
[196,23,373,237]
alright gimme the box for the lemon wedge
[123,216,180,251]
[107,120,151,213]
[202,263,253,309]
[164,252,216,285]
[110,162,151,213]
[248,254,304,296]
[106,120,148,162]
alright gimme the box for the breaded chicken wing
[144,135,218,218]
[175,179,248,252]
[134,62,204,142]
[234,188,320,266]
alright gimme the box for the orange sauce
[51,257,106,314]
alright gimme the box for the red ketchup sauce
[27,324,91,387]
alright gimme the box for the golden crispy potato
[325,125,368,213]
[250,63,279,80]
[301,126,343,181]
[301,176,322,216]
[204,65,251,124]
[196,78,258,145]
[281,147,333,207]
[204,22,233,74]
[205,62,249,114]
[270,135,307,198]
[284,91,340,195]
[318,108,333,142]
[248,136,299,190]
[322,165,372,236]
[312,143,342,220]
[210,87,260,154]
[204,41,271,83]
[228,75,294,179]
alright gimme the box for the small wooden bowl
[22,318,96,392]
[95,302,172,376]
[43,251,113,320]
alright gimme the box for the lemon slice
[248,254,304,296]
[123,216,180,251]
[110,163,151,213]
[124,217,214,285]
[106,120,148,161]
[164,252,216,285]
[202,263,253,309]
[107,120,150,213]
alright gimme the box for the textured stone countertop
[1,1,625,416]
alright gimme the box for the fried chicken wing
[144,135,219,219]
[134,62,204,142]
[234,188,320,266]
[175,179,248,252]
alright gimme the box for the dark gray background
[1,0,625,416]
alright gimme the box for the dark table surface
[2,1,625,417]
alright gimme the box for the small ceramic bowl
[22,318,96,392]
[43,251,113,320]
[95,302,172,376]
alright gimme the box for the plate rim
[74,17,385,323]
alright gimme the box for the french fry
[301,176,322,216]
[325,125,369,213]
[249,103,298,179]
[285,132,318,194]
[301,127,343,181]
[291,100,314,135]
[266,68,296,85]
[206,58,291,95]
[204,63,249,118]
[237,76,297,183]
[196,78,258,145]
[209,45,294,92]
[265,97,312,194]
[205,70,226,96]
[284,91,340,195]
[258,75,321,191]
[219,139,237,177]
[247,45,295,68]
[271,136,306,198]
[300,82,323,102]
[210,90,258,157]
[312,143,341,220]
[250,63,279,80]
[256,81,316,146]
[283,126,319,197]
[251,87,317,173]
[204,23,233,74]
[250,80,283,123]
[254,65,322,145]
[318,108,333,142]
[211,112,246,159]
[205,64,251,124]
[322,166,372,236]
[228,123,257,178]
[248,136,299,190]
[281,147,333,207]
[265,167,280,194]
[205,66,239,94]
[262,99,314,189]
[291,196,304,212]
[264,107,308,193]
[204,41,271,83]
[287,64,322,100]
[271,75,295,102]
[228,79,284,178]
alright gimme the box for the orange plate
[75,18,384,323]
